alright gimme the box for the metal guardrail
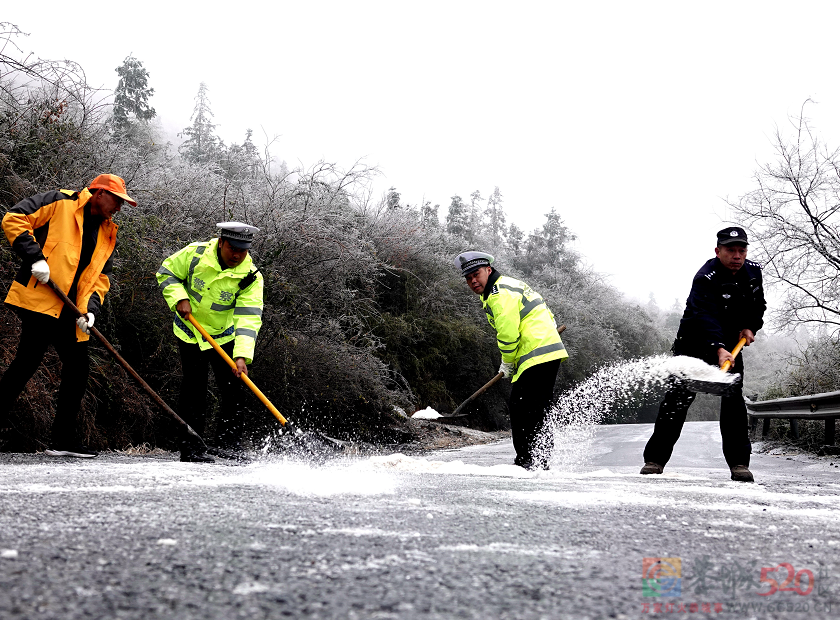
[745,391,840,445]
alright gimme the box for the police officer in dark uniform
[640,227,766,482]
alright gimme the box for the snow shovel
[671,337,747,396]
[184,313,343,455]
[46,280,208,449]
[442,324,567,418]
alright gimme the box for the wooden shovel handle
[449,324,567,416]
[185,313,290,427]
[720,337,747,373]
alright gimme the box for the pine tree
[445,195,468,237]
[386,187,401,210]
[421,201,439,229]
[507,223,524,256]
[113,55,156,132]
[179,82,222,165]
[487,186,506,247]
[467,189,482,243]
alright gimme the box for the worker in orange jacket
[0,174,134,457]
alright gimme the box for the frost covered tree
[386,186,401,210]
[420,200,439,229]
[179,82,222,165]
[729,106,840,331]
[445,194,468,237]
[467,189,483,243]
[112,55,155,132]
[507,222,524,256]
[486,186,506,246]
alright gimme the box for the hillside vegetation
[0,25,678,451]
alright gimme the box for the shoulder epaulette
[490,284,499,296]
[746,259,762,269]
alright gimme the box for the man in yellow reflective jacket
[157,222,264,462]
[0,174,134,457]
[456,251,568,470]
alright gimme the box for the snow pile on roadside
[411,407,443,419]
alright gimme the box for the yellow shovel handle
[720,337,747,373]
[185,313,289,427]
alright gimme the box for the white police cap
[216,221,260,249]
[454,251,495,277]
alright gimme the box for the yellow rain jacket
[481,272,568,382]
[2,188,117,342]
[157,239,264,364]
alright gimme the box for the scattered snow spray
[534,354,738,470]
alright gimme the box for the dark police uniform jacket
[673,257,766,363]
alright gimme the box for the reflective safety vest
[157,239,264,364]
[481,274,568,382]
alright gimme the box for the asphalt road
[0,421,838,620]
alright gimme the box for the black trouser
[643,352,751,468]
[509,359,561,468]
[177,339,245,452]
[0,308,89,446]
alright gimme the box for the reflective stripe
[236,327,257,339]
[186,252,203,302]
[499,346,518,354]
[484,306,494,318]
[174,314,196,339]
[158,277,181,291]
[212,325,235,339]
[497,337,519,345]
[498,283,524,295]
[194,245,206,255]
[157,266,179,279]
[520,297,545,320]
[515,342,567,368]
[211,302,235,312]
[234,306,262,316]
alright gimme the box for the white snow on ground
[353,453,533,478]
[232,581,271,595]
[0,461,399,498]
[411,406,443,419]
[8,484,141,494]
[156,539,178,546]
[500,478,840,519]
[438,543,592,558]
[322,527,423,538]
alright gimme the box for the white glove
[499,361,514,379]
[31,259,50,284]
[76,313,95,334]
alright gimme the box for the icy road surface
[0,421,839,619]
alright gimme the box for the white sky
[6,1,840,309]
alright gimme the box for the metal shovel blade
[672,373,743,397]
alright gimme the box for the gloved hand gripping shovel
[46,280,208,450]
[184,313,343,456]
[673,337,747,396]
[442,324,567,418]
